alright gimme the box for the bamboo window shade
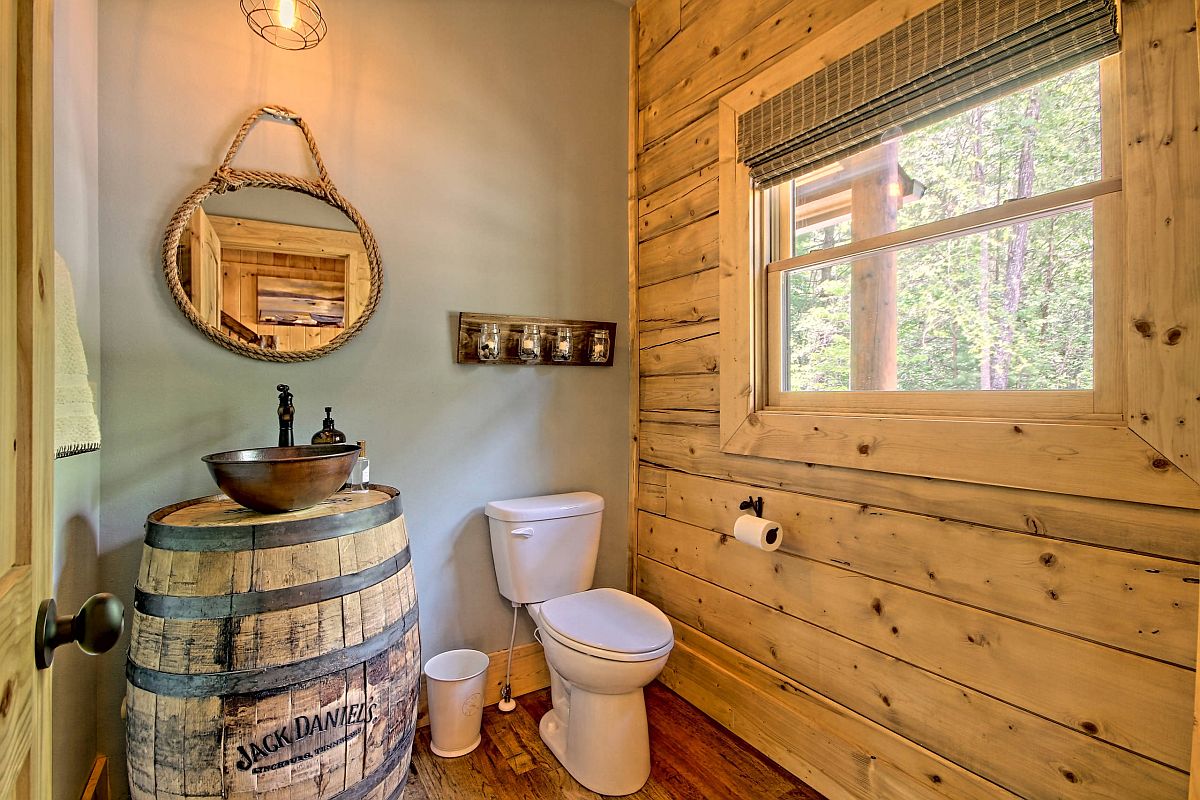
[737,0,1119,188]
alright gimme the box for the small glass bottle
[590,329,611,363]
[552,327,572,362]
[312,407,347,444]
[519,324,541,362]
[478,322,501,362]
[349,440,370,492]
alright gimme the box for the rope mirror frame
[162,105,383,362]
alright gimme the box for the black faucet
[277,384,295,447]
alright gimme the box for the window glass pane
[783,209,1094,392]
[790,62,1102,259]
[782,265,853,391]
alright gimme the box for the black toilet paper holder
[739,496,764,518]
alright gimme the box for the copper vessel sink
[202,444,360,513]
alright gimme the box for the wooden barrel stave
[127,488,418,800]
[129,572,414,676]
[136,514,409,597]
[130,513,411,674]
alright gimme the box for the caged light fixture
[241,0,327,51]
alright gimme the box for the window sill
[719,409,1200,508]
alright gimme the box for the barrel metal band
[134,547,411,620]
[387,773,409,800]
[127,602,419,697]
[144,488,403,552]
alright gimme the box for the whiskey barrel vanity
[126,486,419,800]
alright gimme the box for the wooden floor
[406,682,825,799]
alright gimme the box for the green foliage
[785,62,1100,393]
[785,266,852,391]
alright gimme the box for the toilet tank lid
[485,491,604,523]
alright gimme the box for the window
[714,0,1200,504]
[763,61,1118,413]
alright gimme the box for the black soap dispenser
[312,407,347,444]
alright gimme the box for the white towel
[54,251,101,458]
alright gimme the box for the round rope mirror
[162,105,382,361]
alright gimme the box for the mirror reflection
[177,188,371,353]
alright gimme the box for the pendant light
[241,0,327,51]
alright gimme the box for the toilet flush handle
[511,527,535,538]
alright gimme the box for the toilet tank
[485,492,604,604]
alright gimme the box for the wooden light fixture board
[456,312,618,366]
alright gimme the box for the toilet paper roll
[733,514,782,552]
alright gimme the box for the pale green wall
[96,1,629,795]
[53,1,102,798]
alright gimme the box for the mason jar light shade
[519,324,541,362]
[241,0,327,51]
[590,329,611,363]
[478,323,502,362]
[552,327,572,361]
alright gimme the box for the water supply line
[498,601,520,712]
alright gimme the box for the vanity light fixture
[455,313,617,367]
[241,0,327,51]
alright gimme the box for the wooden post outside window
[848,144,900,390]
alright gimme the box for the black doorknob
[35,593,125,670]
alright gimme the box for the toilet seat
[538,588,674,663]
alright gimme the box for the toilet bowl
[529,590,673,796]
[485,492,675,796]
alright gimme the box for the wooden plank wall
[628,2,1200,798]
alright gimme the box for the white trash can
[423,649,490,757]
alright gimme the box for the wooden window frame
[717,0,1200,507]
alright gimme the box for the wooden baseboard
[80,756,110,800]
[416,641,550,728]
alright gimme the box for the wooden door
[1,0,56,796]
[188,206,222,327]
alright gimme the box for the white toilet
[485,491,673,796]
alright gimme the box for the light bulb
[278,0,297,29]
